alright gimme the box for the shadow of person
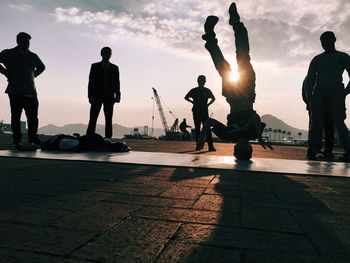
[156,165,350,262]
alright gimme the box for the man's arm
[252,113,273,150]
[114,66,121,103]
[184,91,193,104]
[88,64,95,103]
[305,58,316,100]
[0,51,9,78]
[345,54,350,95]
[0,65,8,78]
[207,91,216,107]
[33,55,45,77]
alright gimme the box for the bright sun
[229,70,240,82]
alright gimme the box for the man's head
[234,137,252,160]
[101,47,112,61]
[16,32,31,51]
[320,31,336,52]
[197,75,206,87]
[183,118,186,122]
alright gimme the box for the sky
[0,0,349,131]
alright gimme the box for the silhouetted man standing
[185,75,216,151]
[302,76,334,160]
[0,32,45,150]
[86,47,120,139]
[305,31,350,162]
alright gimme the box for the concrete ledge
[0,150,349,177]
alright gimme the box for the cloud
[52,0,350,66]
[8,3,33,12]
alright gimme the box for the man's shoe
[204,15,219,33]
[195,146,203,151]
[307,153,317,161]
[323,152,334,161]
[30,142,41,149]
[229,2,240,25]
[29,138,41,149]
[15,142,24,151]
[340,153,350,163]
[208,146,216,152]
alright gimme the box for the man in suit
[0,32,45,150]
[86,47,121,139]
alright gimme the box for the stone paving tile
[41,191,114,211]
[97,182,169,196]
[160,185,205,200]
[192,194,240,212]
[0,207,72,225]
[244,251,349,263]
[73,217,179,262]
[0,223,96,256]
[174,178,213,187]
[204,184,239,194]
[318,198,350,215]
[133,206,239,226]
[155,241,240,263]
[51,202,139,231]
[0,193,58,211]
[210,177,240,187]
[240,180,272,192]
[291,211,350,261]
[104,193,195,208]
[241,206,303,233]
[176,224,318,257]
[0,248,88,263]
[241,197,322,213]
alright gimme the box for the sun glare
[229,70,240,82]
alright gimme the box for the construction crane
[152,87,181,140]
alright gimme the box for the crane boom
[152,88,169,132]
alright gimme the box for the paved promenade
[1,152,350,262]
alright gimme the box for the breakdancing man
[198,2,272,160]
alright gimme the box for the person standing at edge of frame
[0,32,45,150]
[305,31,350,162]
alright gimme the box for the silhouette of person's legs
[324,108,334,154]
[330,92,350,154]
[202,4,255,116]
[201,116,215,150]
[23,96,39,143]
[193,112,214,150]
[87,100,103,135]
[103,102,114,139]
[193,113,202,144]
[309,92,325,154]
[8,94,23,144]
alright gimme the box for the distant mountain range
[38,114,308,139]
[39,123,165,138]
[261,114,308,139]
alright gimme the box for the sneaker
[204,15,219,33]
[307,153,317,161]
[229,2,240,25]
[30,142,41,149]
[195,145,203,151]
[15,142,24,151]
[323,152,334,161]
[340,153,350,163]
[208,146,216,152]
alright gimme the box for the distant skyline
[0,0,349,130]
